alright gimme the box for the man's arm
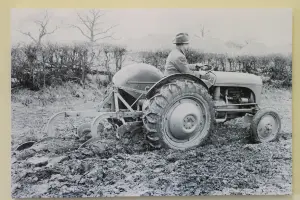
[173,55,202,77]
[173,55,193,73]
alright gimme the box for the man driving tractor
[164,32,203,77]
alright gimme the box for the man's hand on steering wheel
[195,63,204,71]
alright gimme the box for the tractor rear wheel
[143,79,215,150]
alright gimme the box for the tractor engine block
[213,86,254,104]
[213,86,256,121]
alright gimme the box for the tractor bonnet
[213,71,262,86]
[213,71,263,103]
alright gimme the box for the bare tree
[195,24,210,38]
[103,45,113,81]
[71,9,119,44]
[71,9,119,86]
[18,10,58,46]
[112,45,127,72]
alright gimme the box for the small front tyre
[250,107,281,143]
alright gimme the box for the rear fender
[145,73,209,99]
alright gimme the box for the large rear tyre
[250,107,281,143]
[142,79,215,150]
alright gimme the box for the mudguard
[145,73,210,99]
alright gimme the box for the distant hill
[236,42,292,56]
[225,41,244,50]
[268,44,292,56]
[237,42,270,56]
[191,37,238,55]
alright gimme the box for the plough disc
[116,121,143,139]
[78,111,143,149]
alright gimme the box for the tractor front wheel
[143,80,215,150]
[250,107,281,143]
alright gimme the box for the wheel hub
[183,115,197,130]
[167,99,204,140]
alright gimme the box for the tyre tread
[143,79,215,149]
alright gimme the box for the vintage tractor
[36,63,281,150]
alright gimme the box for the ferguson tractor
[38,63,281,150]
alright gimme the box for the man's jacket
[164,48,192,76]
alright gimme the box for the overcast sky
[10,8,292,47]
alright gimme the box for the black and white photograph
[10,8,292,198]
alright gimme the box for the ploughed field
[10,83,292,198]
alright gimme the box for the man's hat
[173,33,190,44]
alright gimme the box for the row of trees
[11,44,292,90]
[11,43,126,90]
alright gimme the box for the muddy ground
[10,84,292,198]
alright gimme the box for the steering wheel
[195,64,213,71]
[195,64,217,85]
[203,64,213,71]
